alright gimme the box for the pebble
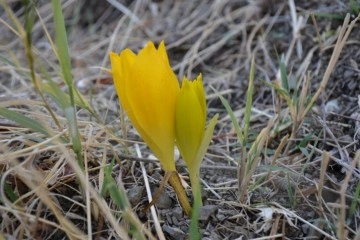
[301,223,309,234]
[180,225,189,233]
[199,205,218,222]
[151,187,173,209]
[151,172,163,181]
[172,216,179,225]
[343,69,353,79]
[210,231,221,240]
[127,186,145,206]
[209,175,219,183]
[216,214,226,222]
[172,207,183,220]
[166,212,173,224]
[156,192,172,209]
[163,225,186,240]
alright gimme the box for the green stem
[189,172,202,206]
[189,173,201,240]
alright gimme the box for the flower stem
[168,171,192,216]
[189,174,202,239]
[189,173,203,206]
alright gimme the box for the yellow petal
[175,75,206,169]
[193,74,206,123]
[158,41,171,67]
[110,41,179,171]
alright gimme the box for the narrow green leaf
[349,180,360,218]
[2,181,18,203]
[0,108,49,137]
[23,0,36,36]
[350,0,360,15]
[43,82,70,109]
[64,107,82,156]
[243,56,255,146]
[51,0,82,165]
[101,158,129,209]
[211,86,244,145]
[286,173,296,207]
[312,12,346,20]
[279,57,289,92]
[51,0,72,87]
[194,114,218,168]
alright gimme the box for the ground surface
[0,0,360,239]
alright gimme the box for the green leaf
[194,114,218,170]
[43,82,70,109]
[2,181,18,203]
[51,0,82,165]
[51,0,72,87]
[0,108,49,137]
[243,57,255,146]
[212,86,244,146]
[279,57,289,92]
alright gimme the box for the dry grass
[1,0,360,239]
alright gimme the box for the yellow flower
[110,41,179,171]
[175,75,206,171]
[110,40,217,216]
[175,74,218,205]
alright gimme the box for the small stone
[163,225,186,240]
[166,213,173,224]
[172,207,183,219]
[172,216,179,225]
[180,225,189,233]
[210,231,221,240]
[216,214,225,221]
[306,210,315,218]
[343,69,353,79]
[209,175,218,183]
[156,192,172,209]
[201,189,208,202]
[127,186,145,206]
[152,172,163,181]
[151,187,173,209]
[301,223,309,234]
[199,205,218,222]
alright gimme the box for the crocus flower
[175,75,206,174]
[110,41,192,215]
[110,41,179,172]
[175,75,218,205]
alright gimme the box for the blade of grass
[211,86,244,143]
[0,108,50,137]
[243,56,255,146]
[1,181,18,203]
[349,178,360,219]
[10,0,63,130]
[34,8,103,124]
[210,85,246,201]
[279,56,289,92]
[101,159,149,240]
[286,173,296,207]
[238,56,255,202]
[239,117,275,202]
[51,0,82,166]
